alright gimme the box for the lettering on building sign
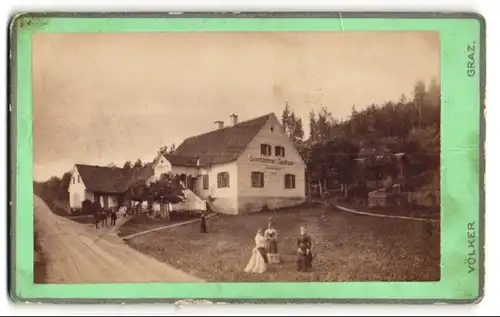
[249,155,294,166]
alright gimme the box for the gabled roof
[153,154,199,168]
[174,113,275,166]
[75,163,154,194]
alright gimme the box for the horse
[101,210,111,228]
[94,209,110,229]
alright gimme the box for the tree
[33,171,72,215]
[413,80,427,128]
[124,173,185,218]
[281,102,304,141]
[124,179,148,214]
[58,171,72,202]
[125,180,148,202]
[281,102,291,129]
[301,78,440,201]
[309,110,317,143]
[133,159,143,168]
[148,173,185,219]
[123,161,133,170]
[292,117,305,141]
[157,143,176,157]
[315,107,333,143]
[426,78,440,108]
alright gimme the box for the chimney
[230,113,238,126]
[214,120,224,129]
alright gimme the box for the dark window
[285,174,296,189]
[260,144,272,156]
[251,172,265,188]
[203,174,209,190]
[275,146,285,157]
[217,172,230,188]
[77,175,80,183]
[72,176,75,184]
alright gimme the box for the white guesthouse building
[68,113,306,215]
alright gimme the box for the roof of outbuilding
[75,163,154,194]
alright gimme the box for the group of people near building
[91,200,118,229]
[244,217,313,274]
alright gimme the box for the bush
[51,204,70,216]
[81,199,92,214]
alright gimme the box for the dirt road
[34,195,203,283]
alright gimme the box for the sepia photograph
[32,31,441,284]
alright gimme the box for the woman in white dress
[244,228,268,274]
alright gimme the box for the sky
[32,31,440,182]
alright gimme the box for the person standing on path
[110,209,117,226]
[101,209,109,228]
[200,210,207,233]
[93,200,102,229]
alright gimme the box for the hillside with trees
[33,172,73,215]
[282,79,440,199]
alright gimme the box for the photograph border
[8,12,485,303]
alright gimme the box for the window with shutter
[285,174,296,189]
[260,144,272,156]
[251,172,265,188]
[275,146,285,157]
[203,174,209,190]
[217,172,230,188]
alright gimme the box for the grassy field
[117,212,200,238]
[334,201,440,221]
[124,203,440,282]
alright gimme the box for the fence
[368,190,440,208]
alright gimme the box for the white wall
[68,166,121,210]
[68,166,88,209]
[152,155,239,213]
[153,156,173,178]
[237,114,306,198]
[171,165,199,176]
[196,162,238,213]
[236,115,306,212]
[84,190,94,202]
[100,194,119,208]
[153,155,199,178]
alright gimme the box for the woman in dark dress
[296,226,313,272]
[264,217,280,263]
